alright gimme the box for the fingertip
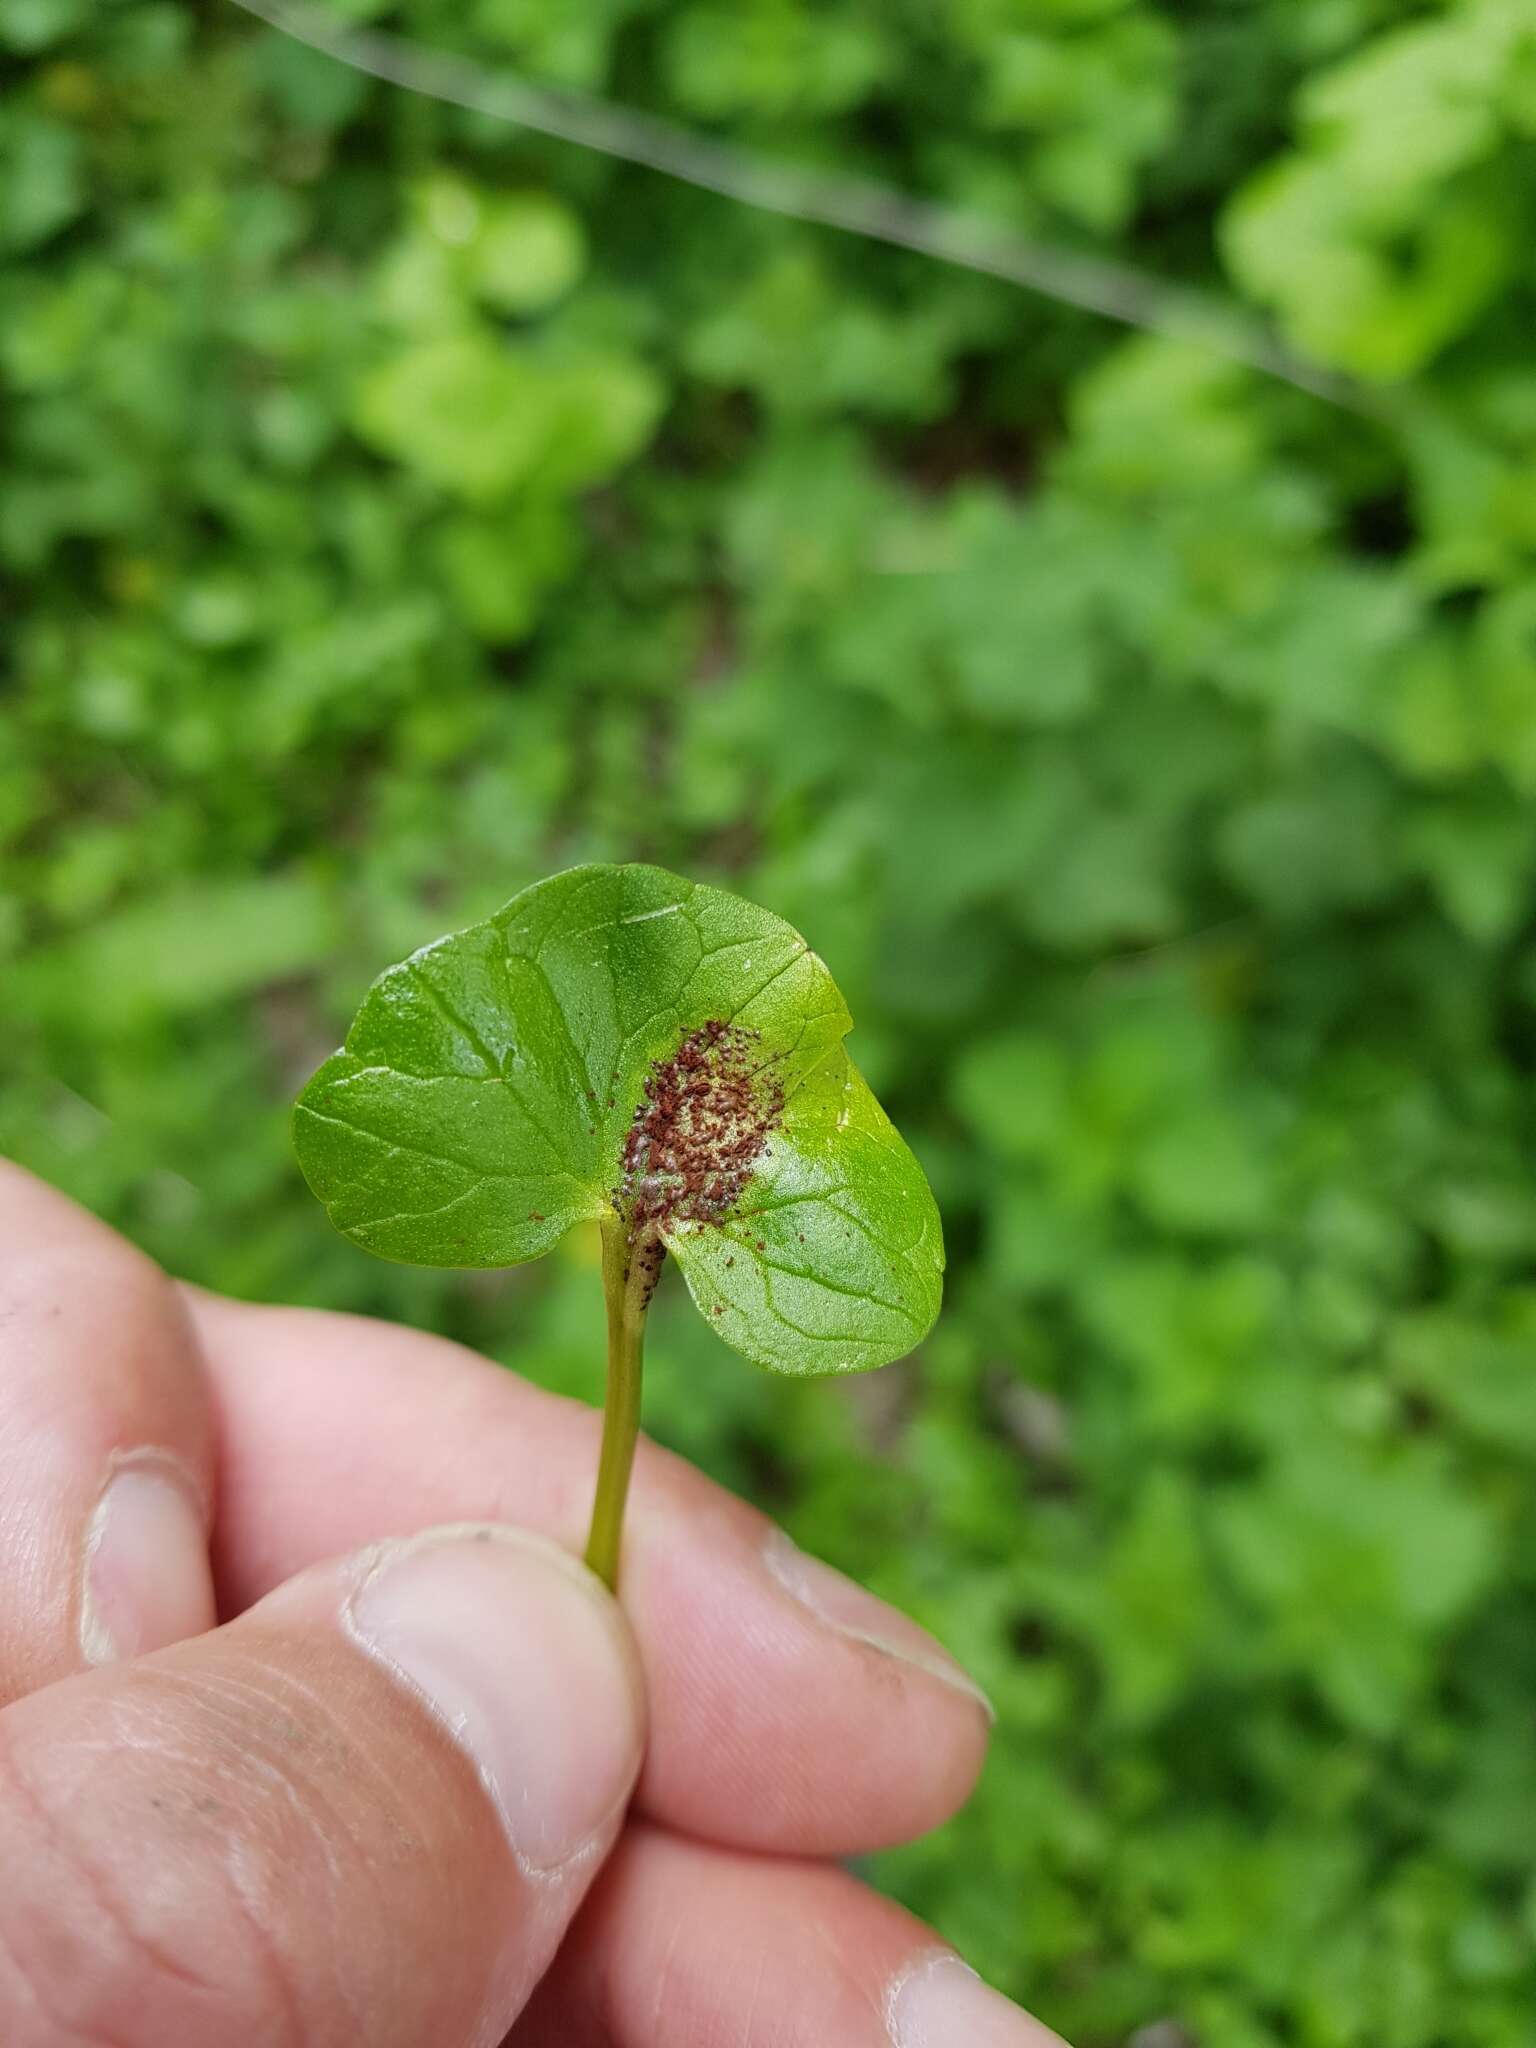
[762,1529,994,1720]
[0,1192,216,1702]
[628,1513,992,1852]
[887,1953,1072,2048]
[338,1523,645,1875]
[80,1452,215,1664]
[521,1828,1071,2048]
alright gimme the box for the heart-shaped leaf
[293,862,943,1374]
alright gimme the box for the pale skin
[0,1161,1066,2047]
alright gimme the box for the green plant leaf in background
[292,861,944,1375]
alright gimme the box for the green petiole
[583,1212,657,1590]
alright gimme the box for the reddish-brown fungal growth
[617,1018,784,1238]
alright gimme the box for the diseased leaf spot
[628,1230,669,1309]
[618,1018,785,1235]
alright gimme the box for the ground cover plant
[4,1,1536,2042]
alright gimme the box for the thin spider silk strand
[228,0,1366,411]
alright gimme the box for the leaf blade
[293,862,942,1372]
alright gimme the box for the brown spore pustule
[617,1018,785,1245]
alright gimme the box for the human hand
[0,1161,1065,2047]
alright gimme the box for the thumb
[0,1525,645,2048]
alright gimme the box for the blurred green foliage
[5,1,1536,2041]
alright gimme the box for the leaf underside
[293,862,943,1374]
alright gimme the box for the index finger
[188,1287,991,1858]
[0,1165,216,1704]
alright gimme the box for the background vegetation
[5,1,1536,2041]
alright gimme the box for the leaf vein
[404,957,500,1074]
[752,1253,912,1318]
[758,1265,876,1347]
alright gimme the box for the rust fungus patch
[618,1019,784,1239]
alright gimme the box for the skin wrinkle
[0,1854,120,2048]
[804,1913,881,2025]
[644,1910,687,2043]
[241,1655,414,1851]
[7,1646,446,2048]
[207,1670,374,1929]
[0,1715,227,2045]
[127,1656,398,2048]
[0,1910,57,2044]
[740,1945,773,2045]
[258,1649,433,1842]
[198,1659,436,2048]
[214,1845,309,2048]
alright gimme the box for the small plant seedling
[292,863,944,1589]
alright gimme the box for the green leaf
[352,333,661,502]
[0,107,86,254]
[20,873,340,1029]
[293,863,943,1374]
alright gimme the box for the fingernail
[888,1952,1071,2048]
[81,1453,216,1664]
[344,1525,644,1875]
[763,1530,994,1721]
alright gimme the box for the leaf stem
[584,1212,653,1591]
